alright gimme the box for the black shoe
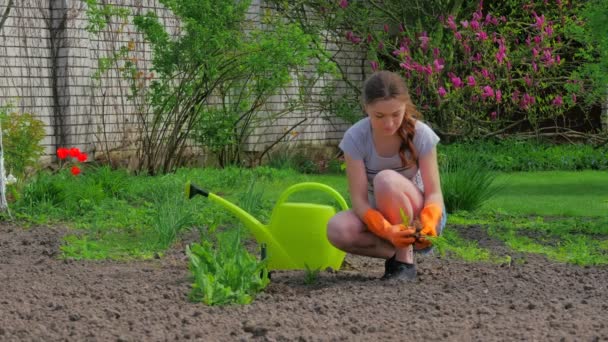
[383,254,396,278]
[382,256,416,281]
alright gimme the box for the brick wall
[0,0,368,164]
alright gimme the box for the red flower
[77,152,88,163]
[57,148,69,160]
[71,166,81,176]
[69,147,81,158]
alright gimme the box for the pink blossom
[471,95,479,102]
[433,47,440,59]
[490,111,497,120]
[476,31,488,41]
[472,10,482,22]
[418,32,429,52]
[399,62,413,71]
[511,90,520,103]
[521,93,535,109]
[470,20,480,31]
[370,61,379,72]
[495,44,507,64]
[433,59,444,72]
[545,24,554,36]
[399,23,405,32]
[556,55,561,64]
[339,0,348,9]
[378,41,384,50]
[552,95,563,107]
[532,61,538,72]
[496,89,502,103]
[422,65,433,76]
[450,74,464,88]
[460,20,469,28]
[532,47,539,58]
[524,75,532,87]
[534,35,542,45]
[485,13,493,24]
[392,45,408,57]
[446,16,457,31]
[533,13,545,29]
[467,76,476,86]
[481,85,495,100]
[454,31,463,41]
[438,86,447,98]
[480,68,490,79]
[367,34,373,43]
[572,93,577,103]
[472,53,482,63]
[344,31,362,44]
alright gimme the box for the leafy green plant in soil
[186,228,269,305]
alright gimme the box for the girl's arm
[344,153,372,219]
[418,147,444,207]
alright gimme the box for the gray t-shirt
[339,117,440,194]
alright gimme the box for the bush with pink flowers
[269,0,608,140]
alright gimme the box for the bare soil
[1,223,607,342]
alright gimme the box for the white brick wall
[0,0,366,162]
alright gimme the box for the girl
[327,70,446,281]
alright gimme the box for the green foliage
[150,191,195,249]
[129,0,327,172]
[431,229,494,262]
[487,214,608,266]
[186,229,269,305]
[440,151,499,213]
[439,140,608,171]
[271,0,606,138]
[265,144,321,174]
[83,0,129,33]
[0,106,45,184]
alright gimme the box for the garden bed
[1,222,606,341]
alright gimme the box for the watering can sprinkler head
[185,181,209,199]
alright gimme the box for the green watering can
[185,181,349,271]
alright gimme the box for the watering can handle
[275,182,349,211]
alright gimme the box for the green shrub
[186,229,269,305]
[0,106,45,183]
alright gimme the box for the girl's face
[365,98,406,137]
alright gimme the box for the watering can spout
[185,181,267,241]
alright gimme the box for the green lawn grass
[482,171,608,217]
[12,167,607,265]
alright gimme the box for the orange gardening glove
[414,203,443,250]
[362,209,416,248]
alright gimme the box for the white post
[0,121,8,212]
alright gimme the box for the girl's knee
[327,212,360,249]
[373,170,400,190]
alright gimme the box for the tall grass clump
[149,183,196,249]
[440,151,499,213]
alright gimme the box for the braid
[398,104,421,168]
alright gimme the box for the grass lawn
[11,167,608,265]
[482,171,608,217]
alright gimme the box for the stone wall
[0,0,367,164]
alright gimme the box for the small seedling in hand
[399,208,410,225]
